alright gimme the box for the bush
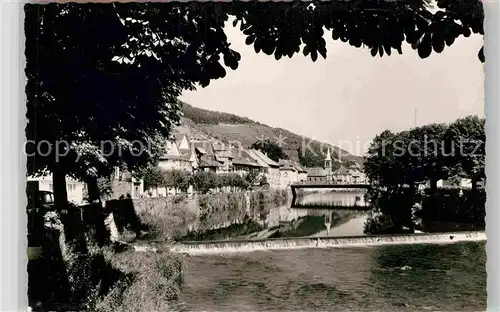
[421,188,485,224]
[93,250,185,312]
[137,198,197,241]
[191,171,217,194]
[364,212,397,234]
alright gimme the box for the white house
[158,139,193,172]
[247,149,281,189]
[279,163,298,188]
[27,174,85,204]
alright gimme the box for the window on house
[114,167,120,181]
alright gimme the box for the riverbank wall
[107,189,290,240]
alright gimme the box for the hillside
[175,102,364,167]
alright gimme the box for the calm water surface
[180,242,486,311]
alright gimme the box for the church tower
[325,148,332,182]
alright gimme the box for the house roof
[246,150,270,168]
[279,164,297,171]
[251,149,280,168]
[230,148,262,167]
[173,133,186,142]
[292,163,307,173]
[179,148,194,161]
[334,166,349,175]
[195,147,207,154]
[212,142,227,152]
[214,149,233,159]
[278,159,289,167]
[307,167,326,177]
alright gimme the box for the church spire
[325,148,332,161]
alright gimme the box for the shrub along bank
[28,208,184,311]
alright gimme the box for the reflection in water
[293,190,369,209]
[180,242,486,311]
[248,191,370,239]
[248,204,368,239]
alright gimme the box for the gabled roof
[173,133,186,142]
[334,166,349,175]
[214,149,233,160]
[279,164,297,171]
[230,147,262,167]
[307,167,326,177]
[246,150,270,168]
[212,142,227,152]
[192,141,213,156]
[292,163,307,173]
[278,159,289,167]
[179,146,194,161]
[195,147,207,154]
[250,149,280,168]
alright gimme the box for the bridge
[290,182,371,197]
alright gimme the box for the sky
[180,23,484,156]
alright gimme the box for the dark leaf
[245,35,255,45]
[445,35,455,47]
[418,33,432,59]
[311,50,318,62]
[463,27,471,37]
[478,46,485,62]
[383,44,391,56]
[262,41,275,55]
[318,46,327,59]
[303,45,310,56]
[378,46,384,57]
[371,47,378,57]
[254,38,262,53]
[431,32,445,53]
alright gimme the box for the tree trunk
[85,176,111,246]
[471,176,479,192]
[53,166,87,253]
[430,176,438,194]
[52,166,68,211]
[86,177,101,204]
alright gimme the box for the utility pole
[414,108,417,128]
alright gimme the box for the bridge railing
[291,180,370,186]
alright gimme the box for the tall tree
[25,3,241,208]
[444,116,485,191]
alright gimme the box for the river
[180,241,486,311]
[178,190,486,311]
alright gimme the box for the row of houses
[26,133,369,202]
[155,133,309,192]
